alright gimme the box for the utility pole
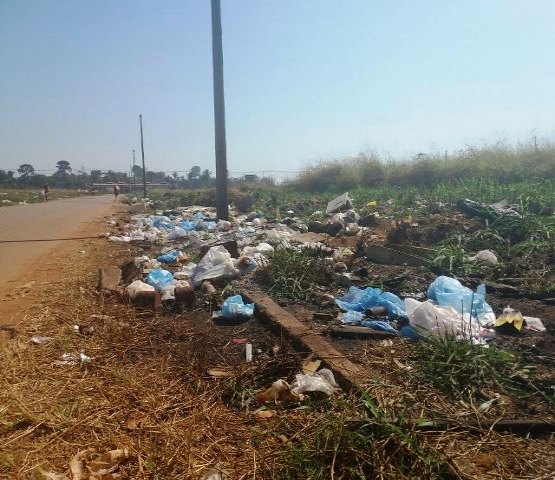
[139,114,147,198]
[132,149,136,193]
[211,0,229,220]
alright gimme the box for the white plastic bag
[405,298,479,338]
[291,368,339,396]
[192,246,238,287]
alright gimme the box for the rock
[307,221,327,234]
[326,222,343,236]
[334,262,348,272]
[358,213,379,227]
[132,291,162,310]
[121,261,141,285]
[202,281,217,295]
[98,266,122,292]
[175,282,195,306]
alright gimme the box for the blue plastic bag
[361,320,397,333]
[151,216,173,230]
[427,276,493,318]
[221,295,255,318]
[146,268,174,291]
[157,250,182,263]
[339,311,364,324]
[178,220,197,232]
[335,287,407,318]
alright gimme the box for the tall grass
[293,141,555,192]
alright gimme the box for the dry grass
[1,216,554,479]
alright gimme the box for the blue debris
[335,286,407,319]
[339,311,365,324]
[360,320,397,333]
[145,268,174,291]
[221,295,255,319]
[427,276,493,318]
[157,250,182,263]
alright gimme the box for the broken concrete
[98,266,122,291]
[242,291,365,390]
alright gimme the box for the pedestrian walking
[113,185,120,200]
[43,184,51,202]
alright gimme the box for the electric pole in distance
[211,0,229,220]
[139,114,147,198]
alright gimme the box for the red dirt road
[0,195,115,296]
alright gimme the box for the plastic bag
[339,311,364,324]
[468,249,498,265]
[192,246,238,287]
[335,287,407,318]
[360,320,397,333]
[157,250,182,264]
[291,368,339,396]
[167,227,188,240]
[129,230,145,241]
[427,276,494,323]
[146,268,174,291]
[126,280,155,298]
[221,295,255,318]
[405,298,479,338]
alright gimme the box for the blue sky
[1,0,554,176]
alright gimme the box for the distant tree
[56,160,72,174]
[187,165,201,181]
[132,165,143,178]
[199,169,211,187]
[0,170,7,185]
[90,170,102,183]
[7,171,15,181]
[17,164,35,177]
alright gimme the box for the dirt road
[0,195,115,294]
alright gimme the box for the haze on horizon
[1,0,554,176]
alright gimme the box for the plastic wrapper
[335,286,407,318]
[360,320,397,333]
[145,268,174,292]
[192,246,238,287]
[339,311,364,324]
[291,368,339,396]
[157,250,182,263]
[221,295,255,318]
[427,276,494,324]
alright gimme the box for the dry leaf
[301,357,321,375]
[207,367,234,378]
[255,409,277,419]
[87,448,129,476]
[125,411,147,430]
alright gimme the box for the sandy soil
[0,195,117,327]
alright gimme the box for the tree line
[0,161,216,189]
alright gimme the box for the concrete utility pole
[211,0,229,220]
[139,114,147,198]
[132,149,136,192]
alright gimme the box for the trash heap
[106,197,545,342]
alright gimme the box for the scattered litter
[73,324,94,336]
[495,307,524,333]
[54,353,91,366]
[221,295,255,319]
[301,357,322,374]
[335,286,407,318]
[145,268,174,292]
[427,276,495,325]
[256,379,305,403]
[41,447,129,480]
[291,368,339,396]
[245,342,253,362]
[30,336,53,345]
[523,316,546,332]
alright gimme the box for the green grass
[256,247,329,301]
[411,334,532,399]
[294,142,555,192]
[280,394,452,479]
